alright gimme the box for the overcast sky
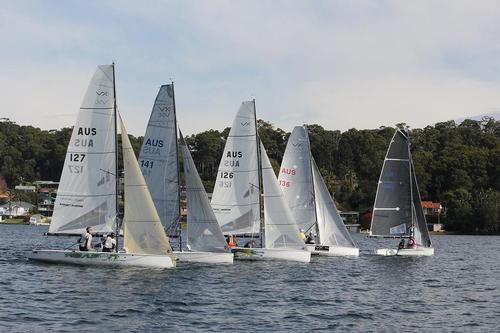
[1,0,500,136]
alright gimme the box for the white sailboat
[279,126,359,256]
[139,84,232,264]
[27,65,176,268]
[370,128,434,256]
[211,101,310,263]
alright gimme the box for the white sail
[278,126,316,232]
[138,84,179,232]
[179,132,227,252]
[261,143,304,249]
[120,116,172,255]
[312,158,356,247]
[49,65,116,235]
[211,101,260,235]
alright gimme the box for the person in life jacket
[398,239,405,249]
[407,236,416,249]
[299,229,306,241]
[79,226,93,251]
[102,232,116,252]
[227,235,237,248]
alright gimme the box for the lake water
[0,224,499,332]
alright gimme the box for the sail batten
[49,65,117,235]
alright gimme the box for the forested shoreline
[1,117,499,234]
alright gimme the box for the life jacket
[228,236,237,248]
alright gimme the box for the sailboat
[138,84,232,264]
[370,128,434,256]
[211,101,311,263]
[279,126,359,256]
[27,64,176,268]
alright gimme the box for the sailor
[299,229,306,241]
[79,226,93,251]
[398,239,405,249]
[407,236,416,249]
[102,232,116,252]
[227,235,237,248]
[305,232,315,244]
[244,240,256,248]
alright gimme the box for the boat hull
[306,244,359,256]
[375,247,435,256]
[231,247,311,263]
[173,251,233,264]
[27,249,176,268]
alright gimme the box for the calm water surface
[0,224,499,332]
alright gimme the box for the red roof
[421,201,441,209]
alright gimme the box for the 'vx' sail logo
[240,122,251,127]
[292,142,303,147]
[157,105,171,117]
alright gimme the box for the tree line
[0,117,499,234]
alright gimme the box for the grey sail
[370,130,412,237]
[370,129,431,247]
[138,84,179,233]
[179,131,228,252]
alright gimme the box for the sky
[1,0,500,136]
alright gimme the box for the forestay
[277,126,316,232]
[179,132,228,252]
[49,65,116,235]
[120,116,172,255]
[211,101,260,235]
[138,84,179,233]
[261,143,304,249]
[312,159,355,247]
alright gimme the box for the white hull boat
[232,247,311,263]
[27,249,176,268]
[306,244,359,256]
[375,247,435,257]
[173,251,233,264]
[279,126,359,258]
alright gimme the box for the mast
[304,125,320,242]
[171,82,182,251]
[406,129,415,238]
[112,62,120,252]
[253,99,265,247]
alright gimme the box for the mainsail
[370,129,432,247]
[138,84,179,233]
[49,65,116,235]
[279,125,355,248]
[179,132,227,252]
[120,116,172,255]
[261,142,305,249]
[312,159,355,247]
[277,126,316,232]
[211,101,260,235]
